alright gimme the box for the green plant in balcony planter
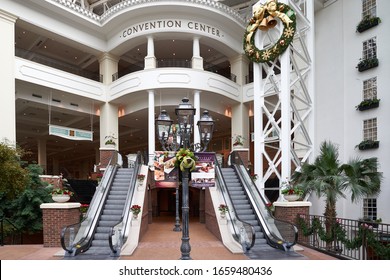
[356,58,379,72]
[355,98,380,111]
[356,15,381,33]
[356,139,380,151]
[104,134,117,146]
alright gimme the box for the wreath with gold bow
[175,148,197,171]
[243,0,296,63]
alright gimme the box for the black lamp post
[155,97,214,260]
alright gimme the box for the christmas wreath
[243,0,296,63]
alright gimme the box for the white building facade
[0,0,388,223]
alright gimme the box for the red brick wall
[99,149,117,169]
[41,205,80,247]
[274,202,311,243]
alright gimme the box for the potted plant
[356,139,380,150]
[218,204,229,218]
[355,98,380,111]
[281,180,304,201]
[356,15,381,33]
[137,174,146,181]
[232,134,244,148]
[80,204,89,218]
[104,134,117,147]
[265,202,274,213]
[250,173,258,181]
[130,204,141,219]
[51,187,74,203]
[356,57,379,72]
[96,173,103,183]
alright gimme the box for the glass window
[363,118,377,141]
[362,0,377,18]
[363,77,377,100]
[362,37,377,60]
[363,198,377,220]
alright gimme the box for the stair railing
[230,151,298,251]
[60,152,118,255]
[214,158,256,251]
[109,151,142,256]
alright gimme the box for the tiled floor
[0,217,338,260]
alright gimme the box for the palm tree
[291,141,382,238]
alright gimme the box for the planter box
[357,59,379,72]
[357,17,380,33]
[357,101,379,111]
[358,140,379,151]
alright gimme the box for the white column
[0,11,17,145]
[306,0,315,163]
[100,103,119,149]
[38,138,47,173]
[253,2,264,193]
[193,90,201,146]
[280,0,292,198]
[99,53,119,149]
[229,54,250,85]
[145,36,156,69]
[148,90,155,166]
[280,48,291,190]
[192,37,203,70]
[232,104,249,149]
[98,52,119,84]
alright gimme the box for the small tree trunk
[324,200,337,250]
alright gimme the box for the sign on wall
[154,151,179,188]
[191,152,215,188]
[49,125,93,141]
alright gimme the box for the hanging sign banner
[154,151,179,188]
[49,125,93,141]
[191,152,216,188]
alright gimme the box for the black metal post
[180,167,191,260]
[173,184,181,231]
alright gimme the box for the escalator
[60,152,142,259]
[216,152,305,259]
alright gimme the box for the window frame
[362,77,377,100]
[362,37,377,60]
[362,0,377,18]
[363,197,377,221]
[363,118,377,141]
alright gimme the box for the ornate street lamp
[155,97,214,260]
[196,110,215,152]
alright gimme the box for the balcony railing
[297,214,390,260]
[15,48,101,82]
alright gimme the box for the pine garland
[297,216,390,259]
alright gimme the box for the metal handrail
[108,152,143,256]
[230,151,298,251]
[60,152,118,255]
[214,158,256,251]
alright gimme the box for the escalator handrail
[214,158,256,250]
[230,151,298,250]
[109,152,143,255]
[60,152,118,254]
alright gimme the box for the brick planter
[273,201,311,243]
[40,203,81,247]
[99,148,117,169]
